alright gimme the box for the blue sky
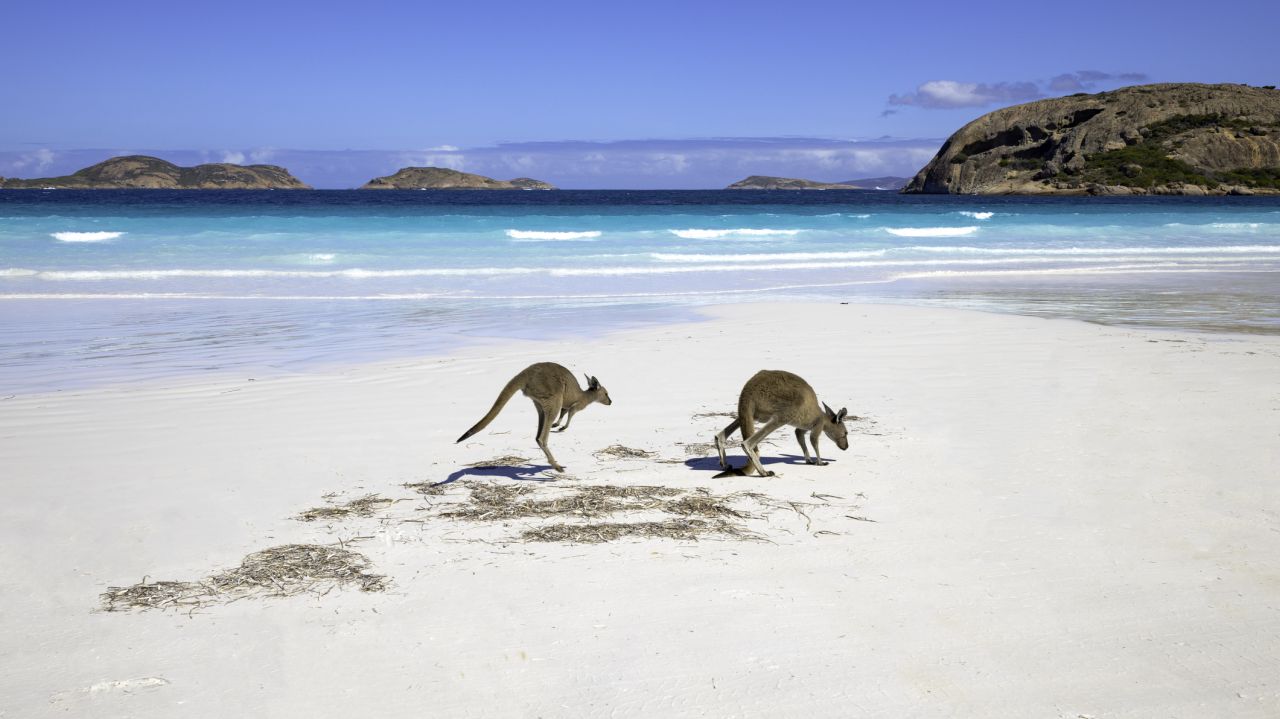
[2,0,1277,187]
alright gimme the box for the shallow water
[2,190,1278,392]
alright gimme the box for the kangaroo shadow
[684,453,827,473]
[441,463,557,486]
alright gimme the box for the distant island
[726,175,907,190]
[0,155,311,189]
[839,176,909,190]
[904,82,1280,195]
[361,167,556,190]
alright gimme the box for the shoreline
[3,302,1279,716]
[3,290,1279,398]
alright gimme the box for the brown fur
[714,370,849,477]
[456,362,612,472]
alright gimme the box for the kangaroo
[456,362,612,472]
[713,370,848,478]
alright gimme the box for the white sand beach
[2,302,1279,718]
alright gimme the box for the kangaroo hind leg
[714,418,741,469]
[742,417,785,477]
[536,398,565,472]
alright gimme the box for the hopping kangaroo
[455,362,612,472]
[714,370,849,477]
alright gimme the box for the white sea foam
[1209,222,1264,230]
[505,230,602,241]
[891,263,1267,281]
[904,244,1280,255]
[26,267,543,281]
[885,226,979,237]
[958,211,995,220]
[650,250,888,263]
[51,231,124,243]
[5,252,1273,285]
[668,228,803,240]
[308,253,337,262]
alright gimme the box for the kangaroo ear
[822,402,836,421]
[588,375,600,389]
[837,407,848,421]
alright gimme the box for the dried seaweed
[403,480,448,496]
[520,518,753,544]
[441,481,740,521]
[469,454,531,468]
[592,445,656,460]
[208,544,387,595]
[98,580,209,612]
[100,543,386,612]
[295,494,393,522]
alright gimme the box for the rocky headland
[0,155,311,189]
[361,167,556,190]
[903,83,1280,195]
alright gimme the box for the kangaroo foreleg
[809,429,827,466]
[795,428,811,464]
[554,408,577,433]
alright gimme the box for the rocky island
[0,155,311,189]
[903,83,1280,195]
[726,175,860,190]
[361,167,555,190]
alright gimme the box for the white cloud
[889,80,1043,109]
[9,148,57,173]
[888,70,1149,111]
[248,148,277,163]
[398,150,466,170]
[220,150,247,164]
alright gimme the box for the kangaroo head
[822,402,849,450]
[585,374,612,406]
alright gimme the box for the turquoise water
[2,190,1279,392]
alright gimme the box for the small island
[726,176,860,190]
[903,82,1280,195]
[0,155,311,189]
[361,167,556,190]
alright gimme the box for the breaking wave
[668,228,803,239]
[885,226,978,237]
[51,231,125,243]
[505,230,602,241]
[958,211,995,220]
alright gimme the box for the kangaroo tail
[456,375,524,443]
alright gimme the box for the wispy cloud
[2,147,58,174]
[888,70,1148,111]
[889,80,1043,110]
[1047,70,1148,92]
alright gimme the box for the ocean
[2,189,1278,393]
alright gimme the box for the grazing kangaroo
[713,370,848,478]
[455,362,612,472]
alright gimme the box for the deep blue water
[2,190,1279,392]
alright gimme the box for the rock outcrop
[903,83,1280,195]
[361,167,556,190]
[0,155,311,189]
[726,175,860,190]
